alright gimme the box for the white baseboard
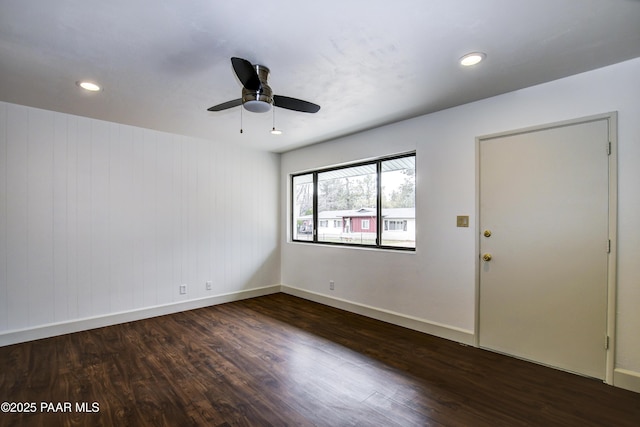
[614,368,640,394]
[0,285,281,347]
[6,284,637,395]
[281,285,475,345]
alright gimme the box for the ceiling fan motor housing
[242,64,273,112]
[207,57,319,114]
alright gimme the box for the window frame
[290,152,415,251]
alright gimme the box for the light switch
[457,216,469,227]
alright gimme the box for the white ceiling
[1,0,639,153]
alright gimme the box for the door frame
[474,112,618,384]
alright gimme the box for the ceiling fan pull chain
[271,106,282,135]
[240,105,243,133]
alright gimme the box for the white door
[478,117,611,379]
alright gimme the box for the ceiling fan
[207,57,321,114]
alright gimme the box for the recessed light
[459,52,486,67]
[77,81,101,92]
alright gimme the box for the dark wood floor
[0,293,638,426]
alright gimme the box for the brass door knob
[484,230,492,238]
[482,253,492,262]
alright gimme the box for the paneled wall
[0,102,281,337]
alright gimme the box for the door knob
[482,253,492,262]
[484,230,492,237]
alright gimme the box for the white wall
[280,58,640,390]
[1,58,638,391]
[0,102,281,344]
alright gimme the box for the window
[292,174,313,241]
[385,220,407,231]
[291,153,415,250]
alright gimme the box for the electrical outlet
[179,284,187,295]
[206,281,212,291]
[329,280,335,290]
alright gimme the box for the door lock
[482,253,492,262]
[484,230,492,237]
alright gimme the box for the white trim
[0,285,280,347]
[613,368,640,394]
[4,282,638,394]
[606,112,618,385]
[281,285,474,345]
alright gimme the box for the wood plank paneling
[5,105,29,329]
[90,119,111,316]
[53,113,69,322]
[27,108,55,326]
[0,102,280,338]
[75,116,93,319]
[155,132,177,305]
[109,124,134,313]
[144,128,160,304]
[0,294,637,426]
[65,116,79,320]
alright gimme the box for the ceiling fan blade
[207,99,242,111]
[231,57,261,91]
[273,95,321,113]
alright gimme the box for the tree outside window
[291,153,415,250]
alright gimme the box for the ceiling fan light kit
[241,64,273,112]
[208,57,320,133]
[243,100,272,113]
